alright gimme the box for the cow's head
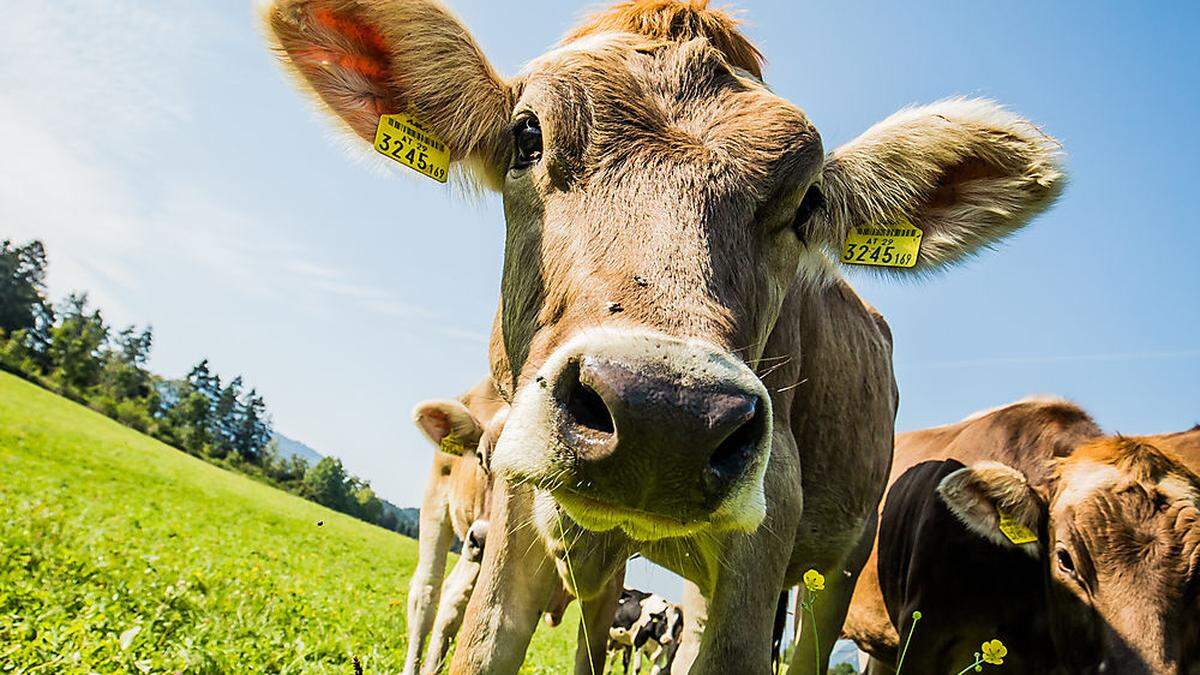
[267,0,1064,539]
[940,438,1200,673]
[413,389,507,468]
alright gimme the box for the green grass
[0,372,578,673]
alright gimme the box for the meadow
[0,372,577,673]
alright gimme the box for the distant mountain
[380,501,420,539]
[272,433,324,465]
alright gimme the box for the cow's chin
[549,481,766,542]
[552,488,709,541]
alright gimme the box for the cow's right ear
[412,399,483,455]
[262,0,513,188]
[937,460,1045,556]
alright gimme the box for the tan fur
[818,98,1066,270]
[562,0,764,79]
[844,397,1101,662]
[937,461,1044,554]
[403,380,500,674]
[264,2,1066,672]
[845,401,1200,673]
[404,380,579,674]
[262,0,513,187]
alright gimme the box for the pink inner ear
[274,3,398,133]
[416,409,452,444]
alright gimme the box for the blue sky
[3,0,1197,513]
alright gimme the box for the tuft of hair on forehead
[1062,436,1200,495]
[562,0,764,79]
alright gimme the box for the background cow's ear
[815,98,1065,271]
[412,399,483,454]
[937,460,1045,555]
[262,0,514,188]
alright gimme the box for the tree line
[0,238,413,537]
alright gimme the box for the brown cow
[403,379,503,674]
[263,2,1064,671]
[844,398,1200,674]
[405,380,575,674]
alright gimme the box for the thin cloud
[0,2,449,327]
[900,349,1200,370]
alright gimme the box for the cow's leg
[575,567,624,675]
[420,550,482,674]
[634,642,660,674]
[650,641,676,675]
[404,481,454,675]
[449,481,559,674]
[790,517,876,675]
[644,644,663,675]
[669,580,706,675]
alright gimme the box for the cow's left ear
[937,460,1045,555]
[412,399,484,455]
[815,98,1065,271]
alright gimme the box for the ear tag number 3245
[374,113,450,183]
[841,215,923,268]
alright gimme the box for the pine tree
[213,376,244,456]
[48,293,109,390]
[102,325,154,399]
[233,388,271,462]
[0,240,53,343]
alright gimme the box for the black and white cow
[607,588,683,674]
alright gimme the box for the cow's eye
[513,115,543,170]
[792,183,824,243]
[1056,547,1077,577]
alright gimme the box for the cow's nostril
[565,376,615,435]
[703,400,760,494]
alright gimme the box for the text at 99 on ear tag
[373,113,450,183]
[841,214,923,268]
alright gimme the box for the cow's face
[491,33,818,539]
[267,0,1064,540]
[941,439,1200,674]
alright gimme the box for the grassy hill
[0,372,577,673]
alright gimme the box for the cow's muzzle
[493,329,772,539]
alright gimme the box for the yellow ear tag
[438,437,466,456]
[373,113,450,183]
[998,511,1038,545]
[841,214,922,268]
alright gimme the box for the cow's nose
[553,354,766,510]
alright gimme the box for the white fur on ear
[411,399,483,453]
[937,461,1044,556]
[819,97,1066,271]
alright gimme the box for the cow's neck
[766,276,899,575]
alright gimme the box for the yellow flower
[981,639,1007,665]
[803,569,825,592]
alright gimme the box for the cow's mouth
[553,487,710,541]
